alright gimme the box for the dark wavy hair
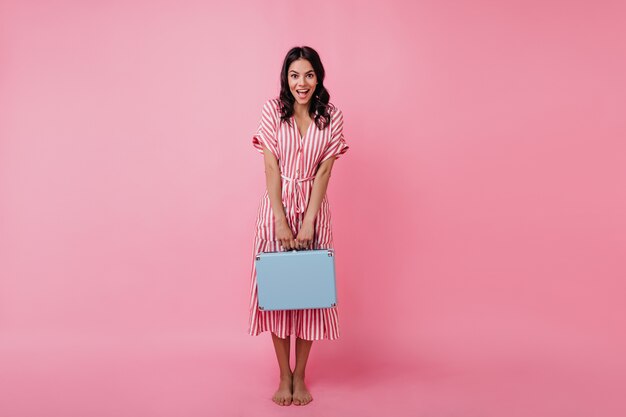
[278,46,335,130]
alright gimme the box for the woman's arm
[262,147,296,249]
[296,157,336,248]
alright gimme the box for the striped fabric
[248,97,349,340]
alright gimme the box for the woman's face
[287,58,317,106]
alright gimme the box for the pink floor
[1,330,623,417]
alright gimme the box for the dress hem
[247,328,340,341]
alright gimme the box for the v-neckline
[293,115,312,140]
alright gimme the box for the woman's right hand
[275,218,296,250]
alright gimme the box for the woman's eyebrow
[289,70,315,74]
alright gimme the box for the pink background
[1,0,625,416]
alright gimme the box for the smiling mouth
[296,89,310,98]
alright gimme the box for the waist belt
[281,174,316,217]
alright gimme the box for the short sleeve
[252,99,280,159]
[320,107,349,163]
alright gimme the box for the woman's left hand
[295,219,315,250]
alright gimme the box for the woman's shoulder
[258,98,282,124]
[327,103,343,122]
[263,97,281,112]
[327,102,341,115]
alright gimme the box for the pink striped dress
[248,97,349,340]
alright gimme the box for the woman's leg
[271,332,293,406]
[292,337,314,405]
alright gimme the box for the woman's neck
[293,102,310,118]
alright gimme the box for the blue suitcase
[255,249,337,311]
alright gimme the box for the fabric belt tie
[281,174,316,218]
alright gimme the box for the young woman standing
[248,46,349,406]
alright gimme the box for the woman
[248,46,349,406]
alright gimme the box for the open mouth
[296,89,310,98]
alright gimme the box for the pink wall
[1,0,625,415]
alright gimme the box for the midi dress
[248,97,349,341]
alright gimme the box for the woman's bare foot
[292,373,313,406]
[272,373,293,406]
